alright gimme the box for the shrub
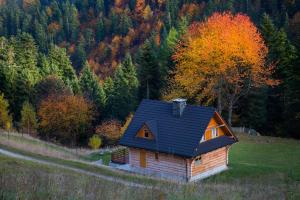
[88,135,102,150]
[95,119,121,144]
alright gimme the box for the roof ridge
[142,99,216,110]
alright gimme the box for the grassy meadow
[0,132,299,199]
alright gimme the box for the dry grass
[1,154,299,200]
[1,131,300,199]
[0,130,95,161]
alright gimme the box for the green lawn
[206,134,300,183]
[85,152,112,165]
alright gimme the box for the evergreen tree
[95,0,105,15]
[138,40,161,100]
[71,41,87,72]
[103,76,114,117]
[110,54,139,120]
[48,45,80,93]
[159,27,179,87]
[96,18,105,42]
[79,62,106,115]
[259,14,298,136]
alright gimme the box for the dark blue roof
[119,99,237,158]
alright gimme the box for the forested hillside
[0,0,299,142]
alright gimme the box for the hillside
[1,0,300,76]
[0,133,299,199]
[0,0,299,144]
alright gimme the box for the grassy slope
[0,155,163,200]
[0,133,299,199]
[209,134,300,182]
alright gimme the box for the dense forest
[0,0,299,145]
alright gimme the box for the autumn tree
[171,12,275,126]
[20,101,38,136]
[38,95,94,145]
[0,93,12,130]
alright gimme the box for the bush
[88,135,102,150]
[95,119,121,145]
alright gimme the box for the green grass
[86,152,112,165]
[206,134,300,183]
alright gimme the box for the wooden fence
[111,148,129,164]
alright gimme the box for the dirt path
[0,148,153,189]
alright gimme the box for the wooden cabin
[119,99,237,182]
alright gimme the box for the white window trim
[212,128,218,138]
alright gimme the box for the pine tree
[259,14,298,136]
[96,18,105,42]
[110,54,139,120]
[79,62,106,114]
[48,45,80,93]
[138,40,161,100]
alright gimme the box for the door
[140,150,146,168]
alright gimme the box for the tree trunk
[228,99,233,127]
[218,86,222,115]
[217,78,223,114]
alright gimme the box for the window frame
[211,127,218,138]
[144,129,150,138]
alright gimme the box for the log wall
[191,147,227,177]
[129,148,187,179]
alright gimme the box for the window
[194,156,202,166]
[155,152,159,161]
[144,130,149,138]
[212,128,218,138]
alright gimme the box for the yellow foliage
[143,5,153,20]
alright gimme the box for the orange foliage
[68,44,76,54]
[135,0,145,14]
[38,95,94,142]
[96,119,122,140]
[172,12,275,104]
[111,35,122,58]
[48,22,61,34]
[114,0,124,8]
[23,0,39,9]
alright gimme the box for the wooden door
[140,150,146,168]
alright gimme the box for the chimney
[172,98,187,117]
